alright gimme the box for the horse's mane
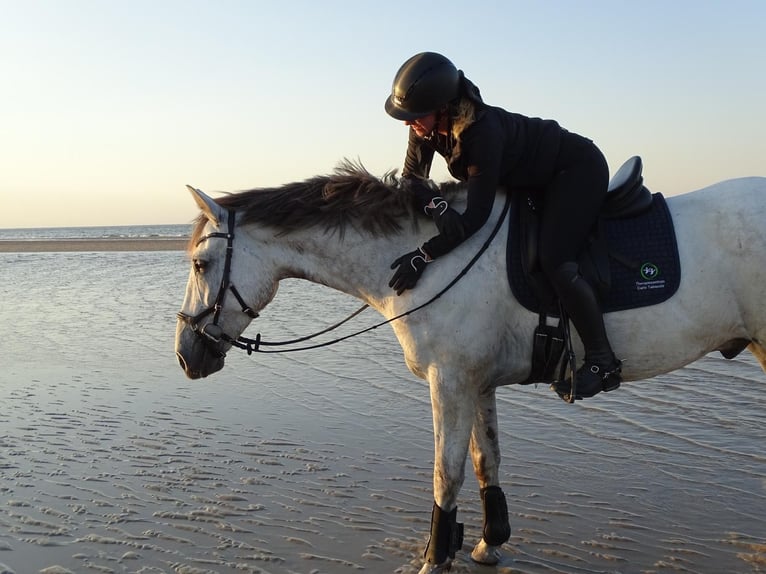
[190,160,464,247]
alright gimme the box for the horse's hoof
[417,558,452,574]
[471,539,502,565]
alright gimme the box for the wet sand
[0,238,187,252]
[1,246,764,574]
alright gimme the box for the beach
[0,239,764,574]
[0,238,187,253]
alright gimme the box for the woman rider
[385,51,621,399]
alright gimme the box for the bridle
[177,191,511,356]
[176,210,258,357]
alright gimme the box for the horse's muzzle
[175,318,227,379]
[176,348,225,379]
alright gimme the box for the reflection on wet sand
[0,250,763,573]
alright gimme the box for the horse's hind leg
[468,387,511,565]
[747,342,766,372]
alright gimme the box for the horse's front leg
[418,375,476,574]
[469,386,511,565]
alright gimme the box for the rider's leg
[539,133,621,397]
[549,261,621,397]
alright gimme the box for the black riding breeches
[537,132,609,276]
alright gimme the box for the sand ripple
[0,252,764,573]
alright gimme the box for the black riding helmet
[384,52,460,121]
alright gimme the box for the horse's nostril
[176,352,187,371]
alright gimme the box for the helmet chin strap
[423,110,440,141]
[424,107,454,153]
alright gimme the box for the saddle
[507,156,681,385]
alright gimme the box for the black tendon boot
[550,262,622,399]
[424,502,464,565]
[480,486,511,546]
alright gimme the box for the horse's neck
[247,224,424,309]
[244,189,505,313]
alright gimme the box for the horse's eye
[193,259,207,274]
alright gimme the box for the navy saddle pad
[508,193,681,314]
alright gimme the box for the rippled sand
[0,249,764,573]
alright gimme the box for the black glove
[389,247,431,295]
[425,196,466,243]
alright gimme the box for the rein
[180,192,511,355]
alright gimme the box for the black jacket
[403,105,563,258]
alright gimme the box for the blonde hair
[450,97,476,140]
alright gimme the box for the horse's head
[175,186,276,379]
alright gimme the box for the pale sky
[1,0,764,229]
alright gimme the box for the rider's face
[405,113,437,138]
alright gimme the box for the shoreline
[0,238,188,252]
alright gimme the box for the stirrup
[551,359,622,402]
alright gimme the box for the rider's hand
[389,247,431,295]
[425,197,466,243]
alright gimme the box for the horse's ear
[186,185,224,226]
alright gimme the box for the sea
[0,225,763,573]
[0,223,191,241]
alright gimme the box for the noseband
[176,209,258,357]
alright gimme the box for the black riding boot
[550,262,622,398]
